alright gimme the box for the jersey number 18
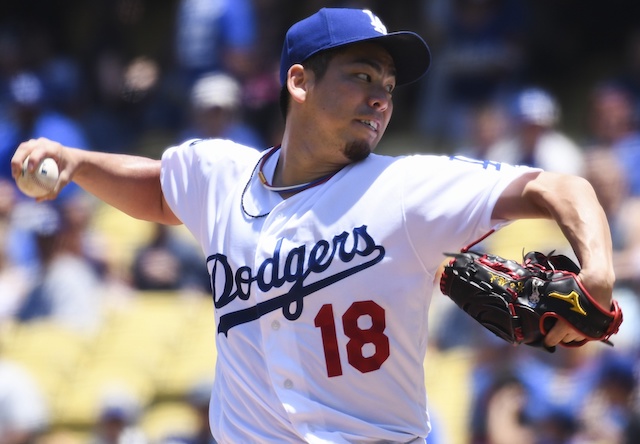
[314,300,390,377]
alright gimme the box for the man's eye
[356,73,371,82]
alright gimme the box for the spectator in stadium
[0,71,89,201]
[89,389,148,444]
[15,198,104,332]
[179,72,264,149]
[485,87,585,175]
[131,222,210,294]
[583,81,640,196]
[571,351,640,444]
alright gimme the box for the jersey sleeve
[160,138,258,240]
[400,155,541,270]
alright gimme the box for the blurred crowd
[0,0,640,443]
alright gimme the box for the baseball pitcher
[11,8,621,444]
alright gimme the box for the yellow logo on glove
[548,291,587,316]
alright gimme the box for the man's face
[303,42,395,162]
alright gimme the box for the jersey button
[284,379,293,389]
[271,320,280,330]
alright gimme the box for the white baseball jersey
[160,138,539,443]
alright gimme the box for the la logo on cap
[363,10,387,35]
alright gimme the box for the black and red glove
[440,248,623,352]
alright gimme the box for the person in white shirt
[486,87,585,175]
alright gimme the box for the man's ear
[287,64,309,104]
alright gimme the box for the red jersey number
[314,300,390,377]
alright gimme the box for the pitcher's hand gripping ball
[440,240,623,352]
[17,156,59,198]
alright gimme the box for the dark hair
[279,47,344,120]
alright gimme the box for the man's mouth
[359,119,379,132]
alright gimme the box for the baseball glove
[439,248,623,352]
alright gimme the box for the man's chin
[344,140,373,162]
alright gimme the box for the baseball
[17,156,59,198]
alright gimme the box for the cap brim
[369,31,431,86]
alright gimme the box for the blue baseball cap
[280,8,431,86]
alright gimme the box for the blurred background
[0,0,639,443]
